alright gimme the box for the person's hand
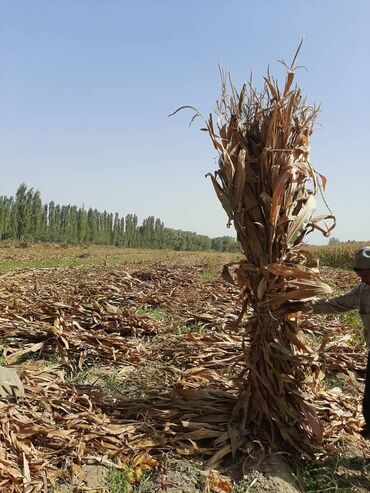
[282,301,308,313]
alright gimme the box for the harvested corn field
[0,244,369,492]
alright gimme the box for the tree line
[0,184,239,252]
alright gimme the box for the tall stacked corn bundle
[203,58,335,456]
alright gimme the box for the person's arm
[284,285,361,314]
[305,285,361,314]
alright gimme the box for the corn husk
[204,54,335,456]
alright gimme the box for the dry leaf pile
[180,51,344,456]
[0,258,369,491]
[0,366,163,492]
[0,263,200,366]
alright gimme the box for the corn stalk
[203,55,335,456]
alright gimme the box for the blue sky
[1,0,369,243]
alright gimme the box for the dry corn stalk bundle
[204,56,335,456]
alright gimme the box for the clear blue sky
[1,0,369,243]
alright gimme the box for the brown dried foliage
[0,258,368,490]
[202,56,340,456]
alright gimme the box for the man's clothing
[304,283,370,347]
[363,351,370,433]
[303,282,370,435]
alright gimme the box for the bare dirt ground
[0,244,369,492]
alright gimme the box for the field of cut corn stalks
[0,244,369,492]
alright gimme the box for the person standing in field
[287,246,370,439]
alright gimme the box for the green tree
[78,207,88,243]
[0,183,239,252]
[14,183,29,240]
[112,213,121,246]
[30,190,43,240]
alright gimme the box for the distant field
[308,242,369,270]
[0,241,239,271]
[1,241,369,272]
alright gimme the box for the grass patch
[68,366,145,399]
[304,330,325,351]
[176,322,205,335]
[69,367,123,392]
[136,306,169,322]
[13,350,61,365]
[294,453,370,493]
[199,269,218,283]
[107,468,152,493]
[100,372,127,396]
[294,455,342,492]
[324,372,348,390]
[338,311,364,347]
[338,311,362,329]
[304,310,364,349]
[107,469,131,493]
[68,367,94,386]
[196,252,239,284]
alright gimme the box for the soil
[236,454,299,493]
[56,465,109,492]
[137,455,301,493]
[55,456,301,493]
[139,457,206,493]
